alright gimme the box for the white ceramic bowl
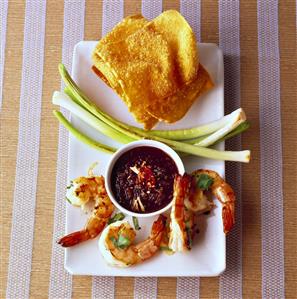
[105,140,185,218]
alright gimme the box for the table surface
[1,1,296,298]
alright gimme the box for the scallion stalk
[55,65,251,163]
[57,93,250,161]
[212,121,250,145]
[53,110,116,154]
[53,91,135,144]
[193,109,246,147]
[149,108,245,140]
[54,108,250,160]
[59,64,245,140]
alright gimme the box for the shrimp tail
[151,214,167,237]
[57,230,90,247]
[222,202,235,234]
[192,169,236,234]
[219,183,236,234]
[135,215,167,261]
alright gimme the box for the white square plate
[65,41,225,276]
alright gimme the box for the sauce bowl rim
[105,139,185,218]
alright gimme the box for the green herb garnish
[185,226,193,249]
[108,212,125,224]
[65,197,72,204]
[66,181,73,189]
[165,220,170,228]
[160,246,173,252]
[110,234,131,249]
[110,236,117,247]
[132,216,141,230]
[196,174,214,190]
[117,234,131,249]
[185,220,191,229]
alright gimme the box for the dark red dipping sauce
[111,146,178,213]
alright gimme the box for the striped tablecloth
[1,1,296,298]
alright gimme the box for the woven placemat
[1,1,296,298]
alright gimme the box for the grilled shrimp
[192,169,236,234]
[99,215,166,267]
[58,175,114,247]
[168,169,235,252]
[184,178,214,214]
[168,174,196,252]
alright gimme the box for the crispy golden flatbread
[92,66,110,86]
[93,54,159,129]
[92,15,158,129]
[146,10,199,85]
[95,27,177,127]
[92,11,214,129]
[98,15,149,45]
[93,14,150,93]
[93,12,197,128]
[147,64,214,123]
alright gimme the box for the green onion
[66,181,73,189]
[59,63,247,146]
[65,197,72,204]
[53,110,116,154]
[108,212,125,224]
[185,120,250,145]
[213,121,250,145]
[185,226,193,249]
[132,216,141,230]
[194,109,246,147]
[150,108,245,140]
[54,64,251,163]
[54,92,250,162]
[53,92,134,144]
[160,246,173,252]
[59,64,246,140]
[140,133,250,162]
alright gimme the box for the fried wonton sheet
[92,10,214,130]
[147,64,214,122]
[93,15,158,129]
[93,14,150,93]
[146,10,199,85]
[96,28,177,126]
[99,15,149,45]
